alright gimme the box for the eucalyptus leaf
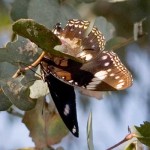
[87,112,94,150]
[125,141,144,150]
[12,19,61,52]
[94,17,115,41]
[105,37,128,50]
[30,80,49,99]
[28,0,60,28]
[125,142,136,150]
[23,98,68,148]
[28,0,80,28]
[0,62,17,80]
[76,0,96,3]
[0,37,39,66]
[10,0,31,21]
[12,19,82,63]
[0,88,12,111]
[2,77,36,111]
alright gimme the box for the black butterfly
[40,19,133,137]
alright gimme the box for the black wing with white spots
[44,73,79,137]
[40,19,133,138]
[42,50,132,91]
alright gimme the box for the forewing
[81,51,133,91]
[45,74,79,137]
[57,19,105,62]
[44,51,132,91]
[61,19,90,40]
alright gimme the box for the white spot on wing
[64,104,70,116]
[102,55,108,60]
[72,126,77,133]
[92,45,95,48]
[85,54,93,61]
[92,78,100,81]
[69,80,74,83]
[116,82,125,89]
[110,73,115,77]
[89,80,101,85]
[107,69,112,72]
[115,76,120,79]
[104,62,110,66]
[119,79,124,83]
[78,51,86,57]
[94,71,108,80]
[86,84,96,88]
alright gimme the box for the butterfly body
[40,19,133,137]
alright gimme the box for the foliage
[0,0,150,149]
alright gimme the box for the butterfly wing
[54,19,105,62]
[45,73,79,137]
[42,50,132,91]
[49,19,132,91]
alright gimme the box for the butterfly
[40,19,133,137]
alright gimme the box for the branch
[106,133,137,150]
[7,108,23,118]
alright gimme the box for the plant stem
[106,133,137,150]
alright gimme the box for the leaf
[135,121,150,147]
[29,80,49,99]
[28,0,80,28]
[94,16,115,41]
[2,77,36,111]
[12,19,61,52]
[12,19,82,63]
[23,98,68,149]
[0,62,18,110]
[58,3,80,25]
[10,0,30,21]
[87,112,94,150]
[75,0,96,3]
[125,142,136,150]
[125,141,144,150]
[0,37,39,65]
[105,36,129,50]
[0,88,12,111]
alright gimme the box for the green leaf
[125,140,144,150]
[10,0,30,21]
[23,98,68,148]
[29,80,49,99]
[0,88,12,111]
[28,0,80,28]
[125,142,136,150]
[0,62,17,111]
[2,77,36,111]
[87,112,94,150]
[12,19,61,52]
[0,37,39,65]
[94,17,115,41]
[76,0,96,3]
[135,121,150,147]
[12,19,82,63]
[105,37,128,50]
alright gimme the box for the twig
[7,108,23,118]
[12,51,46,78]
[106,133,137,150]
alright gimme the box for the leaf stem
[7,108,23,118]
[12,51,46,78]
[106,133,137,150]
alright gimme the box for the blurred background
[0,0,150,149]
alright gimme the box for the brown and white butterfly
[40,19,133,137]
